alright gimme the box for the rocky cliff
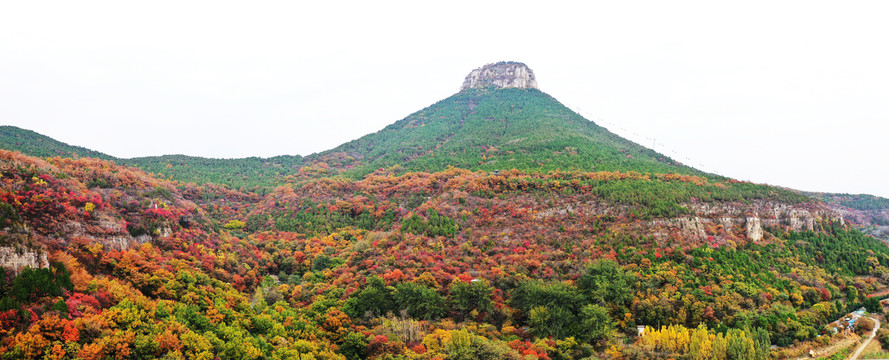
[644,201,842,244]
[460,61,538,91]
[0,246,48,272]
[535,196,844,247]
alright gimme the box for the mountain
[313,62,696,177]
[1,62,889,359]
[1,62,695,187]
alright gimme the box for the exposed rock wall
[746,217,763,241]
[0,246,48,271]
[61,217,154,251]
[57,212,160,251]
[679,217,707,240]
[636,200,847,246]
[461,62,538,91]
[719,217,734,235]
[535,197,845,246]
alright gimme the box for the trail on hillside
[790,336,859,360]
[850,317,880,360]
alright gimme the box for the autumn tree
[449,279,493,320]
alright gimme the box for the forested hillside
[0,148,887,359]
[1,63,888,359]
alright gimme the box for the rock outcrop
[634,199,848,248]
[746,217,763,241]
[60,213,156,251]
[0,246,48,272]
[461,62,538,91]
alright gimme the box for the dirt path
[790,336,859,360]
[849,317,880,360]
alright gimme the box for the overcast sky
[1,1,887,198]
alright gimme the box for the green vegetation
[0,263,73,311]
[861,352,889,360]
[480,171,810,218]
[270,199,397,235]
[834,193,889,210]
[783,225,889,276]
[0,126,304,192]
[0,126,112,160]
[400,209,458,238]
[327,88,699,177]
[124,154,303,192]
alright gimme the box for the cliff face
[647,201,839,244]
[0,246,48,272]
[460,62,538,91]
[535,197,842,246]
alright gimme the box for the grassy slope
[319,88,701,177]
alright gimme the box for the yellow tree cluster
[638,324,769,360]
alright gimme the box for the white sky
[1,1,887,198]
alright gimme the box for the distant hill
[0,126,113,160]
[0,126,304,191]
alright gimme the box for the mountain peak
[460,61,538,91]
